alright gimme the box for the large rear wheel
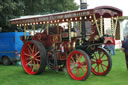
[66,50,91,80]
[21,40,46,75]
[91,47,112,76]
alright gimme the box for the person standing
[104,36,116,55]
[109,36,116,55]
[122,33,128,69]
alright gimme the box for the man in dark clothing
[122,34,128,69]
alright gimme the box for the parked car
[0,32,28,65]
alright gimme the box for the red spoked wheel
[66,50,91,80]
[91,47,112,76]
[21,40,46,75]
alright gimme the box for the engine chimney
[80,0,87,9]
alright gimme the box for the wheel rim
[91,48,110,75]
[67,51,89,80]
[21,42,41,75]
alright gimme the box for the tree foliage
[0,0,78,32]
[0,0,25,31]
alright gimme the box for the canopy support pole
[32,25,35,35]
[79,21,82,45]
[40,24,46,33]
[111,17,114,36]
[24,25,27,40]
[93,14,101,37]
[47,24,49,35]
[114,16,118,37]
[68,21,71,42]
[100,16,103,37]
[81,16,86,41]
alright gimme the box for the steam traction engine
[10,6,122,80]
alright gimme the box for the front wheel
[91,47,112,76]
[66,50,91,81]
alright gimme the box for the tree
[23,0,78,15]
[0,0,78,32]
[41,0,79,14]
[0,0,25,32]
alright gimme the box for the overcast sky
[74,0,128,16]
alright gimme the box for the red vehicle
[10,6,122,80]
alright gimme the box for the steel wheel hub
[96,59,102,64]
[75,62,82,68]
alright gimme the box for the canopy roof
[10,6,122,25]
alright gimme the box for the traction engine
[10,6,122,81]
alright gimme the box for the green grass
[0,50,128,85]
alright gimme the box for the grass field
[0,50,128,85]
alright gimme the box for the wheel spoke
[76,54,79,60]
[80,67,86,74]
[25,60,32,67]
[34,46,38,53]
[36,60,40,67]
[32,45,35,53]
[100,52,105,59]
[70,62,75,67]
[91,60,96,64]
[27,48,32,56]
[93,64,98,70]
[77,69,81,77]
[34,61,38,69]
[75,68,79,75]
[24,52,31,57]
[36,56,40,58]
[102,59,108,62]
[97,65,99,72]
[71,66,76,71]
[77,55,82,62]
[71,57,76,64]
[35,58,40,62]
[70,62,76,72]
[81,60,87,65]
[26,57,31,61]
[32,61,35,72]
[34,51,40,57]
[28,45,33,53]
[101,63,108,68]
[30,60,33,70]
[92,58,96,60]
[81,65,87,69]
[101,64,105,72]
[93,52,97,60]
[98,51,101,59]
[75,68,81,77]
